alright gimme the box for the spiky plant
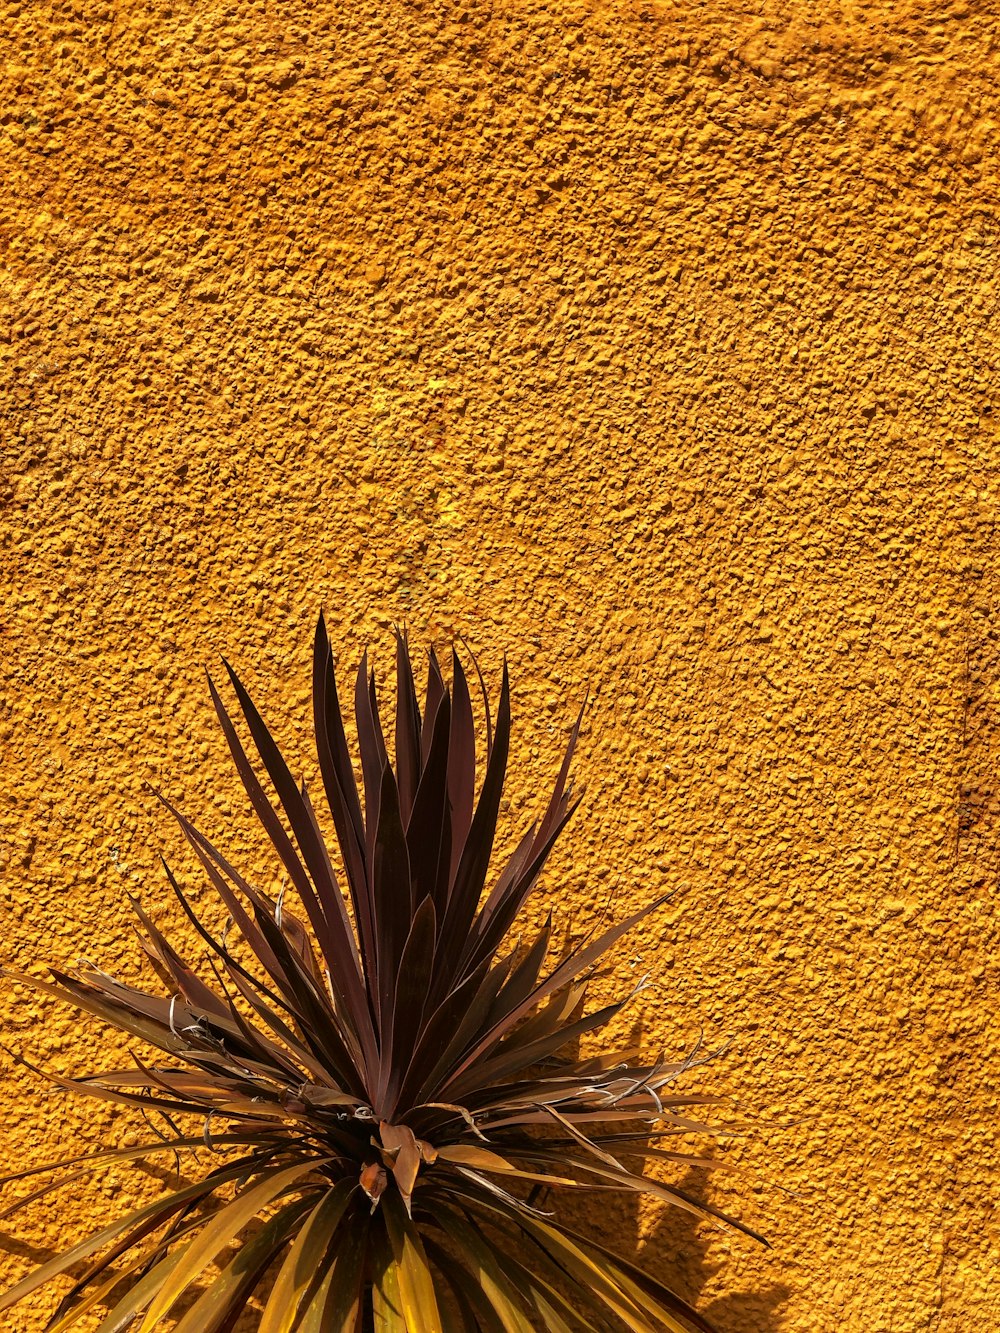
[0,617,762,1332]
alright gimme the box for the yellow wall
[1,0,996,1328]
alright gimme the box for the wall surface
[1,0,998,1328]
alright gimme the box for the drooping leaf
[257,1180,357,1333]
[0,1153,278,1315]
[169,1195,315,1333]
[137,1160,326,1331]
[297,1209,368,1333]
[432,1205,535,1333]
[93,1235,202,1333]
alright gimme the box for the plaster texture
[1,0,998,1329]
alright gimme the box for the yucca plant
[0,616,762,1332]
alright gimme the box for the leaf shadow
[633,1166,791,1333]
[0,1229,58,1267]
[550,1012,792,1333]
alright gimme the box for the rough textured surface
[1,0,998,1328]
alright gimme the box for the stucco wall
[1,0,997,1328]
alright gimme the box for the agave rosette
[0,616,760,1332]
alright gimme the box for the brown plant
[0,616,763,1331]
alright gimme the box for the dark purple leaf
[394,629,423,824]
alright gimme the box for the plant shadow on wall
[0,616,772,1331]
[550,1013,791,1333]
[641,1169,791,1333]
[558,1144,792,1332]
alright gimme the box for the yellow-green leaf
[258,1180,356,1333]
[381,1190,443,1333]
[137,1159,325,1332]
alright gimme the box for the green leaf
[372,1223,407,1333]
[137,1159,326,1331]
[431,1206,535,1333]
[297,1209,369,1333]
[93,1238,200,1333]
[0,1153,275,1314]
[258,1180,356,1333]
[516,1212,705,1333]
[46,1222,201,1333]
[422,1238,508,1333]
[168,1195,314,1333]
[381,1190,443,1333]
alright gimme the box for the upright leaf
[394,630,423,824]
